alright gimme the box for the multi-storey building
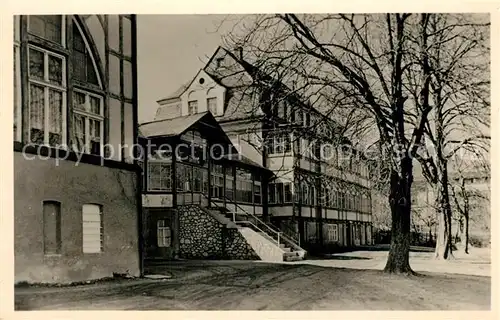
[13,15,140,283]
[140,46,373,259]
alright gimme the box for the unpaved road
[15,261,490,310]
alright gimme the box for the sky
[136,15,233,123]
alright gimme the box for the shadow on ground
[309,255,371,260]
[15,261,491,311]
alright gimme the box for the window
[295,109,302,125]
[321,185,329,207]
[43,200,61,255]
[354,225,361,240]
[301,182,310,205]
[236,169,253,203]
[157,220,172,247]
[71,90,104,155]
[332,189,338,208]
[193,167,203,192]
[28,46,67,146]
[284,134,291,153]
[309,186,316,206]
[28,15,64,45]
[176,163,192,192]
[340,192,345,209]
[268,132,291,155]
[202,169,209,194]
[275,182,284,204]
[188,100,198,115]
[268,183,276,204]
[14,16,21,141]
[207,97,217,115]
[148,162,172,191]
[305,113,311,127]
[327,224,338,242]
[216,57,224,68]
[284,183,293,203]
[211,164,224,199]
[225,166,234,200]
[72,21,99,86]
[254,183,262,204]
[278,100,286,118]
[82,204,103,253]
[274,135,284,154]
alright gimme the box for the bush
[468,234,490,248]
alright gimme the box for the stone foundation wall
[224,228,260,260]
[178,205,259,260]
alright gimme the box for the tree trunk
[465,213,469,254]
[384,163,414,274]
[434,163,454,260]
[434,206,449,259]
[457,215,464,245]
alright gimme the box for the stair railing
[201,193,304,252]
[277,220,301,247]
[221,195,304,252]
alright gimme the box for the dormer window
[188,100,198,115]
[207,97,217,115]
[216,57,224,68]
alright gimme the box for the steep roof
[157,80,191,103]
[139,112,208,138]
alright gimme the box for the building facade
[139,112,275,260]
[13,15,140,283]
[145,47,373,255]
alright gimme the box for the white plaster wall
[142,194,173,207]
[180,70,226,116]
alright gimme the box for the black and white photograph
[3,4,495,314]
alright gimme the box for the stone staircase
[208,206,306,262]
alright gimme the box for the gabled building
[13,15,140,283]
[141,46,374,257]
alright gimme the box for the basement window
[157,220,172,247]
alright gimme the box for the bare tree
[220,13,453,274]
[219,13,490,273]
[409,14,490,260]
[449,155,490,254]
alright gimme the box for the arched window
[72,21,99,86]
[70,19,104,155]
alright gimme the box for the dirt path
[15,262,490,310]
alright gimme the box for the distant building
[411,165,490,243]
[13,15,140,283]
